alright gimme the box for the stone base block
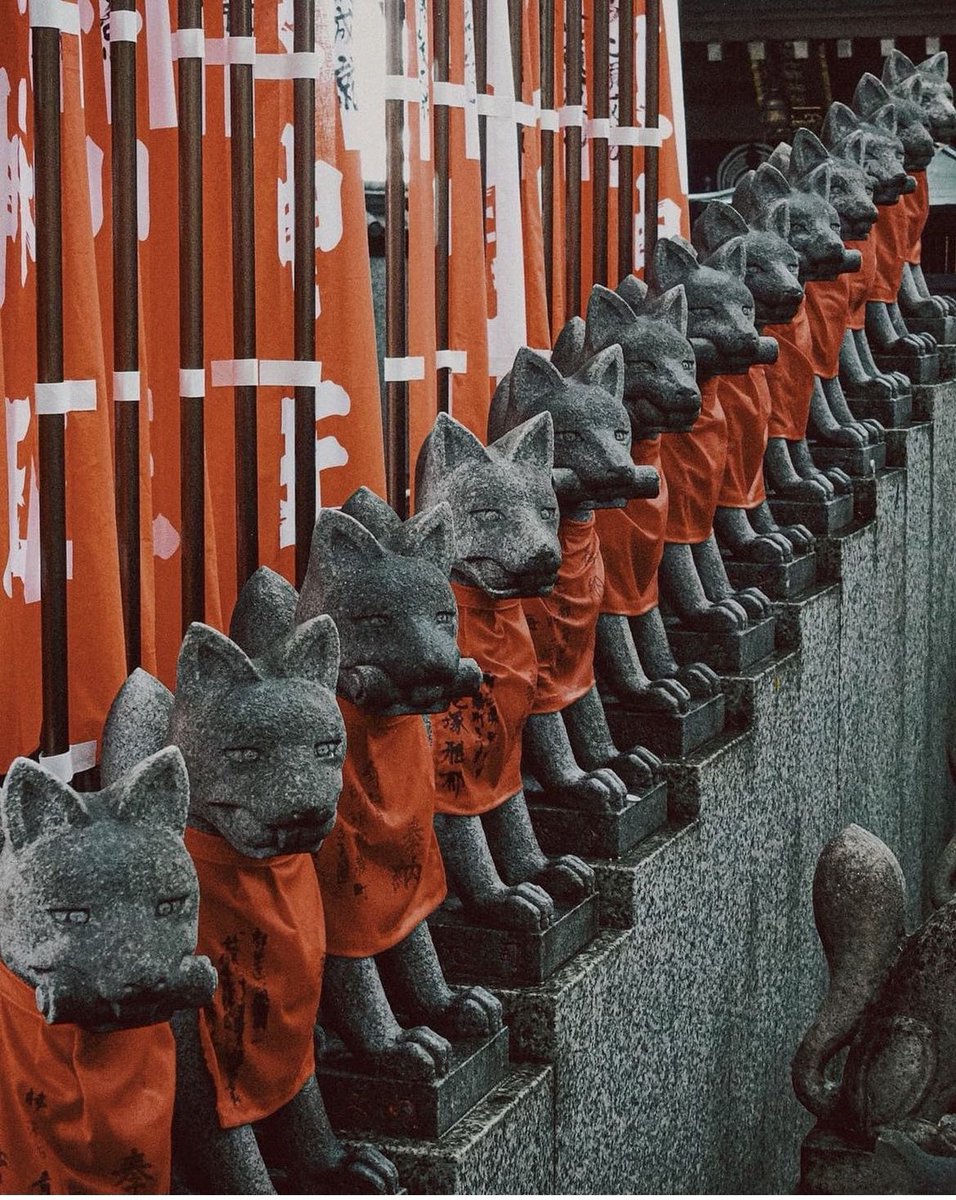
[904,313,955,342]
[317,1027,510,1140]
[368,1064,554,1194]
[667,613,776,674]
[913,377,956,421]
[725,550,817,601]
[809,439,887,478]
[938,342,956,380]
[429,894,599,987]
[846,392,912,428]
[528,779,667,860]
[769,491,854,536]
[800,1126,914,1195]
[605,691,726,759]
[875,349,940,384]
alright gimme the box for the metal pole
[33,21,69,757]
[435,0,451,414]
[110,0,141,669]
[474,0,488,198]
[385,0,409,516]
[617,0,634,281]
[592,0,609,287]
[540,0,554,323]
[230,0,259,589]
[644,0,661,267]
[178,0,205,630]
[565,0,582,319]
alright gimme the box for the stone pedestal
[605,691,726,759]
[913,378,955,421]
[904,314,955,343]
[937,343,956,381]
[317,1027,510,1139]
[528,780,667,859]
[799,1127,912,1195]
[846,392,912,428]
[725,550,817,601]
[769,492,854,536]
[667,613,776,673]
[875,349,940,385]
[428,894,599,987]
[809,439,887,478]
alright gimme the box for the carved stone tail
[100,669,174,787]
[791,824,906,1121]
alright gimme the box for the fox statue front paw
[474,882,555,933]
[534,854,595,905]
[777,524,814,554]
[609,747,661,792]
[323,1145,402,1195]
[617,678,690,714]
[734,587,772,620]
[551,768,629,814]
[674,660,720,697]
[773,477,830,502]
[431,985,503,1040]
[682,600,748,633]
[742,534,792,564]
[367,1026,452,1080]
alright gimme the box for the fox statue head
[854,74,937,174]
[822,101,914,204]
[779,127,879,242]
[883,49,956,145]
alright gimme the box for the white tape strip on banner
[39,740,96,783]
[433,81,467,108]
[476,93,514,120]
[255,51,321,80]
[435,349,468,374]
[538,108,560,132]
[179,368,205,398]
[586,117,612,140]
[383,75,422,102]
[109,8,139,42]
[513,101,538,126]
[611,126,663,148]
[171,27,205,59]
[205,36,256,66]
[29,0,80,33]
[112,370,141,402]
[559,104,585,128]
[259,359,322,388]
[384,356,426,383]
[35,380,97,415]
[211,358,259,387]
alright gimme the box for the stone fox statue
[793,824,956,1153]
[292,494,503,1081]
[102,620,399,1193]
[488,344,663,811]
[549,281,723,716]
[0,750,216,1194]
[414,411,595,926]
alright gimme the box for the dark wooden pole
[177,0,205,630]
[644,0,661,268]
[110,0,141,670]
[293,0,317,582]
[385,0,408,516]
[435,0,451,414]
[592,0,609,287]
[33,21,69,758]
[540,0,554,324]
[617,0,634,281]
[565,0,583,319]
[229,0,259,589]
[474,0,487,198]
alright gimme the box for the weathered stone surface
[769,491,854,536]
[605,691,726,759]
[528,781,667,861]
[875,349,940,384]
[666,612,777,673]
[847,392,913,428]
[725,549,817,601]
[809,439,887,477]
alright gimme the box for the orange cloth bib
[660,376,727,542]
[523,515,605,713]
[432,584,538,816]
[844,238,878,331]
[716,365,771,510]
[870,201,909,303]
[186,827,323,1130]
[804,277,851,379]
[765,301,816,441]
[0,960,174,1194]
[314,703,447,958]
[903,171,929,265]
[595,437,668,617]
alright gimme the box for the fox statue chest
[871,201,911,303]
[0,960,175,1194]
[764,299,816,441]
[659,375,727,543]
[522,514,606,713]
[313,702,447,958]
[432,583,538,817]
[901,171,929,266]
[594,437,669,617]
[185,827,324,1129]
[716,365,773,510]
[803,277,851,379]
[844,238,880,331]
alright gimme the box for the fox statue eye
[540,506,557,520]
[50,908,90,925]
[355,613,390,627]
[436,610,456,626]
[614,429,630,442]
[554,430,581,442]
[682,359,695,372]
[314,740,340,760]
[224,746,261,764]
[156,896,187,917]
[470,509,503,522]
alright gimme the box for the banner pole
[565,0,583,319]
[592,0,609,288]
[385,0,409,516]
[540,0,555,326]
[644,0,661,267]
[435,0,451,415]
[617,0,634,281]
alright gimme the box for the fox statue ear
[177,623,261,701]
[705,236,747,281]
[646,285,688,336]
[869,102,900,138]
[693,201,748,256]
[550,316,586,375]
[1,759,91,852]
[397,503,457,576]
[574,343,625,405]
[748,163,793,212]
[230,566,298,660]
[768,142,791,174]
[853,73,891,119]
[509,348,566,419]
[801,162,832,203]
[882,48,918,89]
[649,236,699,293]
[276,613,340,691]
[493,411,554,473]
[822,102,861,148]
[341,486,403,543]
[920,51,948,83]
[585,285,637,353]
[416,412,489,504]
[790,128,830,180]
[896,74,924,106]
[843,129,870,171]
[302,509,386,592]
[615,273,648,313]
[763,201,791,242]
[114,747,190,836]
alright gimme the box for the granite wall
[380,380,956,1194]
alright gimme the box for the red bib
[804,277,851,379]
[903,171,929,265]
[660,376,727,542]
[0,960,174,1194]
[432,584,538,816]
[186,828,323,1129]
[870,201,909,303]
[765,301,816,441]
[716,365,771,510]
[595,437,668,617]
[314,703,447,958]
[844,238,879,331]
[523,515,605,713]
